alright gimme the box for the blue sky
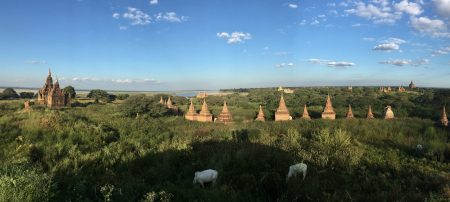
[0,0,449,91]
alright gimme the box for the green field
[0,87,449,201]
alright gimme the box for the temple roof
[276,94,289,114]
[323,94,334,113]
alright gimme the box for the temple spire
[197,99,213,122]
[322,94,336,119]
[441,105,448,127]
[367,105,374,119]
[216,101,233,123]
[384,105,395,119]
[185,99,197,121]
[346,104,354,119]
[159,96,164,104]
[255,105,265,122]
[301,104,311,120]
[275,94,291,121]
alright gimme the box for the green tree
[87,89,115,103]
[19,92,35,99]
[120,95,170,117]
[1,88,19,99]
[116,94,130,100]
[63,85,76,99]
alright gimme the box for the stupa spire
[255,105,265,122]
[367,105,374,119]
[196,99,213,122]
[275,94,291,121]
[321,94,336,119]
[166,96,173,108]
[346,104,354,119]
[301,104,311,120]
[159,96,164,104]
[441,105,448,127]
[185,99,197,121]
[216,101,233,123]
[384,105,395,119]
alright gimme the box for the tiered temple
[37,69,71,108]
[441,106,448,127]
[275,95,291,121]
[215,101,233,123]
[367,105,375,119]
[346,104,354,119]
[409,81,416,89]
[384,105,395,119]
[197,99,213,122]
[255,105,265,122]
[185,100,197,121]
[321,95,336,120]
[301,104,311,120]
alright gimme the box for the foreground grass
[0,101,449,201]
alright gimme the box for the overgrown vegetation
[0,87,449,201]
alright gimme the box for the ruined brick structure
[321,95,336,120]
[384,105,395,119]
[301,104,311,120]
[255,105,265,122]
[215,101,233,123]
[37,69,70,108]
[275,95,291,121]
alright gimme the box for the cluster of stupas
[159,96,178,111]
[185,99,233,123]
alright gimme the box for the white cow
[286,163,307,181]
[193,169,218,188]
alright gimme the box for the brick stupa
[166,97,178,111]
[346,104,354,119]
[255,105,265,122]
[185,100,197,121]
[301,104,311,120]
[384,105,395,119]
[441,106,448,127]
[159,96,164,104]
[275,95,291,121]
[367,105,375,119]
[321,95,336,120]
[197,99,213,122]
[215,101,233,123]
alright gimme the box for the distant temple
[37,69,70,108]
[196,92,208,99]
[215,101,233,123]
[398,86,406,92]
[277,86,294,94]
[301,104,311,120]
[197,99,213,122]
[409,81,416,89]
[441,106,448,127]
[346,104,354,119]
[255,105,265,122]
[160,96,178,111]
[384,106,395,119]
[367,105,375,119]
[321,95,336,120]
[275,95,292,121]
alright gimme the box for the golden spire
[222,100,229,113]
[277,94,289,113]
[367,105,374,119]
[159,96,164,104]
[166,96,173,108]
[323,94,334,113]
[199,99,211,115]
[302,104,311,120]
[275,94,291,121]
[346,104,354,119]
[441,105,448,127]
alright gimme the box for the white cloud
[149,0,158,5]
[327,61,355,68]
[275,62,295,68]
[345,2,402,24]
[274,51,290,56]
[112,13,120,19]
[431,46,450,56]
[379,59,429,66]
[72,77,158,84]
[410,16,450,38]
[217,32,252,44]
[299,20,307,26]
[352,23,361,27]
[310,20,320,25]
[154,12,187,22]
[394,0,423,16]
[27,60,46,65]
[433,0,450,17]
[288,4,298,9]
[307,58,355,69]
[119,26,127,30]
[123,7,151,25]
[382,37,406,44]
[372,43,400,51]
[362,37,375,41]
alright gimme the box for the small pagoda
[215,101,233,123]
[255,105,265,122]
[321,95,336,120]
[441,106,448,127]
[301,104,311,120]
[197,99,213,122]
[367,105,375,119]
[409,80,416,89]
[166,97,178,111]
[346,104,354,119]
[275,94,291,121]
[185,100,198,121]
[384,105,395,119]
[159,96,164,104]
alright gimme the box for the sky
[0,0,449,91]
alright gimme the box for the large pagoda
[197,99,213,122]
[321,95,336,120]
[215,101,233,123]
[275,95,291,121]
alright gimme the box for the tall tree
[63,86,76,99]
[1,88,19,99]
